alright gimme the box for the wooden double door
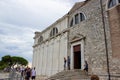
[73,44,81,69]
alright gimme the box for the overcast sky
[0,0,85,65]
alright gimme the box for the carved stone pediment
[72,36,80,40]
[70,33,85,43]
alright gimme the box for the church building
[32,0,120,79]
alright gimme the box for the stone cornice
[33,28,69,48]
[33,32,41,39]
[33,14,68,39]
[69,37,86,43]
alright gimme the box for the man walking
[31,67,36,80]
[67,56,70,70]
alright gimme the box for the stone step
[50,70,86,77]
[47,69,89,80]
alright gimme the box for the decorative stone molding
[69,33,85,43]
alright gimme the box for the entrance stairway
[47,69,90,80]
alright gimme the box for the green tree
[12,56,28,66]
[0,55,28,70]
[1,55,12,66]
[0,61,8,70]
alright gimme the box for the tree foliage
[0,61,8,70]
[1,55,12,66]
[0,55,28,70]
[12,56,28,65]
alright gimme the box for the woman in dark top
[64,57,67,70]
[84,61,88,72]
[67,56,70,70]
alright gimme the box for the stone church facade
[33,0,120,79]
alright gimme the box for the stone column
[43,43,47,75]
[45,42,49,75]
[38,46,41,75]
[32,49,35,68]
[59,34,65,71]
[52,38,59,75]
[41,44,45,75]
[51,40,54,75]
[34,48,37,70]
[58,37,61,72]
[40,45,43,75]
[47,41,52,76]
[36,47,39,75]
[46,41,50,76]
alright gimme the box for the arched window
[80,13,85,22]
[38,36,43,43]
[75,14,79,24]
[50,27,58,37]
[70,12,86,27]
[108,0,117,8]
[70,18,73,27]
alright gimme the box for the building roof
[34,0,91,38]
[68,0,91,14]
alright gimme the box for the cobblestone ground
[0,72,43,80]
[0,71,46,80]
[0,72,9,79]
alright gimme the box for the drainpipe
[99,0,111,80]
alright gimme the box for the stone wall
[68,0,120,79]
[68,0,111,77]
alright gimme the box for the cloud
[0,0,72,30]
[0,0,85,63]
[0,22,35,62]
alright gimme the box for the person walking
[64,57,67,70]
[20,66,25,80]
[31,67,36,80]
[25,67,31,80]
[67,56,70,70]
[84,60,88,72]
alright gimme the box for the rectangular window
[75,14,79,24]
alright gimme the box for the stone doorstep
[47,70,89,80]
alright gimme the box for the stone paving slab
[0,73,9,79]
